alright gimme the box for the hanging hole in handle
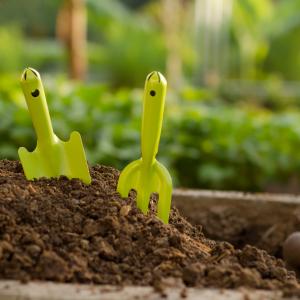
[31,89,40,97]
[150,90,156,97]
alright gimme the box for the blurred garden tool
[18,67,91,184]
[117,71,172,223]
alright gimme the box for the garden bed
[0,160,299,299]
[173,189,300,259]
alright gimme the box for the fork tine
[155,161,172,223]
[117,159,141,197]
[136,188,152,214]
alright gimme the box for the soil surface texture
[0,159,299,293]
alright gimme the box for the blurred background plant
[1,0,300,192]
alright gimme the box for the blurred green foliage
[1,0,300,191]
[0,0,60,36]
[0,26,65,74]
[1,0,300,85]
[231,0,300,81]
[0,0,168,86]
[87,0,167,86]
[1,76,300,191]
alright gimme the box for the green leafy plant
[2,76,300,191]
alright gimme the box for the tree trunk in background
[56,0,87,80]
[162,0,182,89]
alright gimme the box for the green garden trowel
[18,68,91,184]
[117,71,172,223]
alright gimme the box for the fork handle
[141,71,167,166]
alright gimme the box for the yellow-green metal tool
[117,71,172,223]
[18,67,91,184]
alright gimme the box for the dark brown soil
[0,160,299,293]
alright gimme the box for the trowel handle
[21,68,56,145]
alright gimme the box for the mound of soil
[0,160,299,293]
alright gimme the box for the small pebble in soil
[283,232,300,273]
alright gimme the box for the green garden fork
[117,71,172,223]
[18,67,91,184]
